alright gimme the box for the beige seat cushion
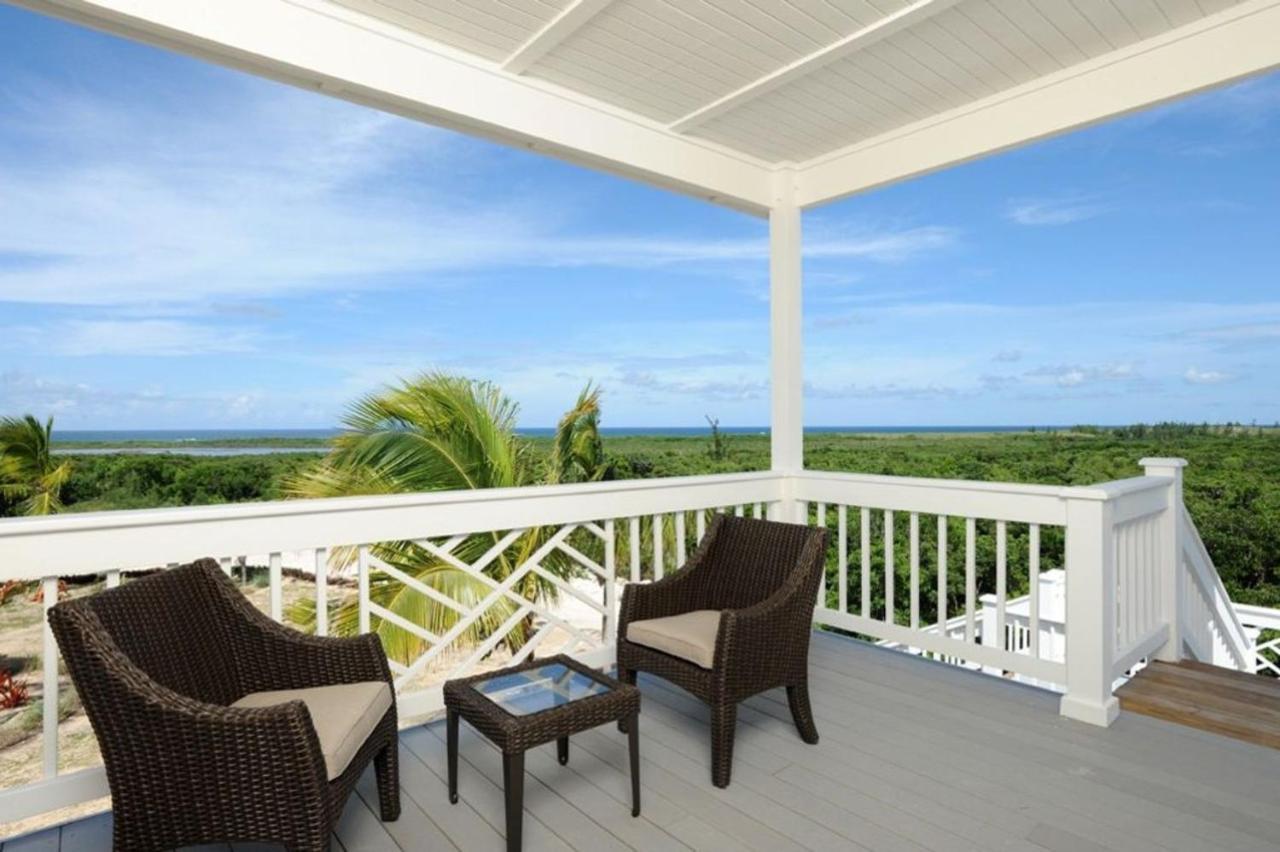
[626,610,721,669]
[233,681,392,779]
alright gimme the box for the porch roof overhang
[14,0,1280,217]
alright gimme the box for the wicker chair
[616,515,828,788]
[48,559,400,851]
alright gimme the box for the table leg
[503,751,525,852]
[628,712,641,817]
[446,709,459,805]
[557,736,569,766]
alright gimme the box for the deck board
[6,633,1280,851]
[1118,660,1280,750]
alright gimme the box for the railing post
[1060,494,1119,727]
[1142,457,1186,663]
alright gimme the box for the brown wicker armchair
[616,515,828,788]
[48,559,399,851]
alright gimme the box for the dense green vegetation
[8,426,1280,607]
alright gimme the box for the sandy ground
[0,568,612,841]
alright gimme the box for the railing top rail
[792,469,1167,503]
[0,471,785,582]
[0,471,782,537]
[1232,602,1280,629]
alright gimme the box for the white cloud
[1025,363,1136,388]
[1184,367,1234,385]
[0,75,955,307]
[1006,197,1106,226]
[1,320,260,357]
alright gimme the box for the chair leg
[787,681,820,745]
[375,740,401,821]
[710,701,737,788]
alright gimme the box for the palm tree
[285,373,606,666]
[0,415,73,516]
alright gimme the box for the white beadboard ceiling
[328,0,1251,164]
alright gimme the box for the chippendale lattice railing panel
[0,472,782,824]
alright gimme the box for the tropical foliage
[283,373,607,665]
[0,416,72,516]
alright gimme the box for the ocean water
[52,425,1051,456]
[57,425,1045,442]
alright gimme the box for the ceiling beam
[503,0,613,75]
[669,0,960,134]
[794,0,1280,209]
[12,0,773,215]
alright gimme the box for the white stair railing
[1179,504,1252,671]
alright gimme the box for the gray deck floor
[6,632,1280,851]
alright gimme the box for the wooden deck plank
[332,778,398,852]
[55,814,111,852]
[15,631,1280,852]
[808,635,1280,809]
[0,826,61,852]
[401,727,573,852]
[389,736,505,851]
[1118,660,1280,749]
[638,674,1032,849]
[798,641,1278,851]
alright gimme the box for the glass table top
[472,662,612,717]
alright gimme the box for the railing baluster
[884,510,894,625]
[817,502,828,608]
[629,516,641,582]
[269,552,283,622]
[696,509,706,543]
[358,545,371,634]
[909,513,920,630]
[604,519,617,642]
[938,515,948,628]
[106,570,121,589]
[675,511,687,566]
[837,505,848,614]
[965,517,976,643]
[218,557,232,577]
[752,502,763,519]
[734,505,745,518]
[996,520,1007,651]
[315,547,329,637]
[653,514,664,580]
[860,507,872,619]
[42,575,58,779]
[1029,524,1041,658]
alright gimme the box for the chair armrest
[209,573,393,694]
[619,513,730,632]
[619,568,706,629]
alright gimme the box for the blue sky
[1,6,1278,429]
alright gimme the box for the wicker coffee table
[443,655,641,851]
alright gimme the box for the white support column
[1060,495,1119,727]
[769,168,803,522]
[1142,457,1187,662]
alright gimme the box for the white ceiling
[329,0,1249,164]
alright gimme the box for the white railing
[1179,505,1253,671]
[0,457,1261,825]
[1233,603,1280,676]
[793,470,1075,687]
[0,471,782,824]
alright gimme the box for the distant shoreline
[50,425,1275,457]
[51,425,1059,455]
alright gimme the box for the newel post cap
[1139,457,1188,469]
